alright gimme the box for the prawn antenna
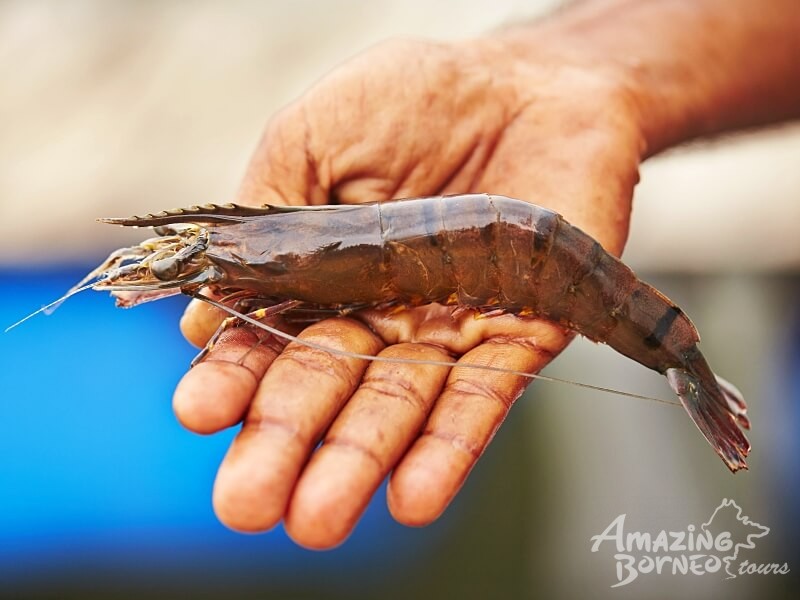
[4,282,99,333]
[191,292,681,408]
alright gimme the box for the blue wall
[0,266,470,597]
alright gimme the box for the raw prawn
[11,194,752,471]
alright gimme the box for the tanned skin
[173,0,800,549]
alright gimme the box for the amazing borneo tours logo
[590,499,790,588]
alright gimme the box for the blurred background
[0,0,798,598]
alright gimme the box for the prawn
[8,194,751,472]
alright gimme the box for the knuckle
[358,374,429,413]
[202,358,260,385]
[322,436,385,471]
[385,341,454,362]
[279,346,361,390]
[484,335,560,362]
[446,376,516,411]
[241,412,305,445]
[275,318,384,387]
[216,325,261,349]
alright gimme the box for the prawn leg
[191,299,301,367]
[279,301,386,323]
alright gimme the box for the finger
[173,323,290,434]
[388,331,566,526]
[212,318,384,533]
[180,297,228,349]
[284,343,453,549]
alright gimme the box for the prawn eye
[151,257,181,281]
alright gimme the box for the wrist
[481,28,676,159]
[462,31,653,160]
[482,0,800,158]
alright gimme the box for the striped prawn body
[78,194,753,471]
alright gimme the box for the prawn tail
[666,354,751,472]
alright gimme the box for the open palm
[175,37,643,549]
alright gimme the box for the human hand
[173,36,644,548]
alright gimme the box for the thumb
[236,103,330,208]
[180,102,332,344]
